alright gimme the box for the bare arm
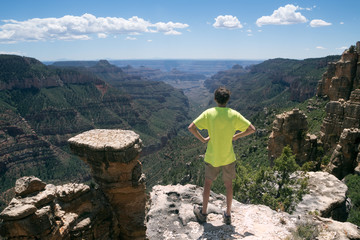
[233,124,256,141]
[188,122,210,143]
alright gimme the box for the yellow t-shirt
[193,107,251,167]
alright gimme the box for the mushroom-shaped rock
[68,129,146,240]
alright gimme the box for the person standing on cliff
[188,86,256,225]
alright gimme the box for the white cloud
[247,33,253,37]
[336,46,347,50]
[316,46,326,50]
[299,6,315,11]
[125,36,137,40]
[147,39,152,42]
[0,13,189,43]
[340,22,344,25]
[164,30,182,35]
[213,15,243,29]
[97,33,107,38]
[152,21,188,35]
[247,29,252,33]
[310,19,332,27]
[256,4,307,27]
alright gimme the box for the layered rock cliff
[317,42,360,178]
[0,55,190,204]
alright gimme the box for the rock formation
[268,108,319,166]
[317,42,360,178]
[317,42,359,101]
[269,42,360,178]
[0,176,116,239]
[0,129,147,239]
[68,129,146,239]
[320,89,360,153]
[326,128,360,179]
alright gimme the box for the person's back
[194,107,250,167]
[188,86,256,225]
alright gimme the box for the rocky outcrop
[268,108,320,165]
[326,128,360,179]
[317,43,360,175]
[0,176,116,239]
[1,129,147,239]
[293,171,349,221]
[320,89,360,153]
[147,179,360,240]
[68,129,147,240]
[270,42,360,178]
[317,42,359,101]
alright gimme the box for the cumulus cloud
[0,13,189,43]
[310,19,332,27]
[340,22,344,25]
[152,21,188,33]
[213,15,243,29]
[256,4,307,27]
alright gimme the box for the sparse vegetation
[345,174,360,226]
[234,146,309,213]
[289,221,320,240]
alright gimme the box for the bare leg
[202,178,213,214]
[224,180,233,216]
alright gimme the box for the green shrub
[234,146,308,213]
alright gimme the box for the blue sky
[0,0,359,61]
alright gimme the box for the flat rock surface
[68,129,140,151]
[293,171,348,217]
[146,184,296,240]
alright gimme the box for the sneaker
[193,206,207,223]
[223,211,231,225]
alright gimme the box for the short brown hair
[214,87,231,105]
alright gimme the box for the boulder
[15,176,46,197]
[293,171,348,221]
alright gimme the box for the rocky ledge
[147,172,360,240]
